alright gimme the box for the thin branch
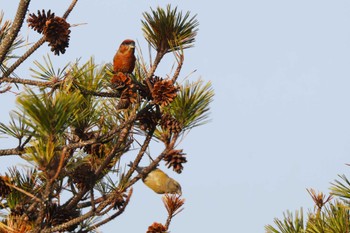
[62,0,79,20]
[43,189,117,233]
[50,147,68,183]
[2,0,79,79]
[83,188,133,232]
[77,85,121,98]
[0,0,30,65]
[0,147,24,156]
[77,195,106,209]
[124,128,155,182]
[94,130,132,177]
[5,182,42,202]
[0,75,52,86]
[145,51,166,92]
[2,37,46,78]
[0,84,11,93]
[171,51,184,83]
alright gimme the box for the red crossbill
[113,39,136,74]
[132,164,182,195]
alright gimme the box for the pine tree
[0,1,213,232]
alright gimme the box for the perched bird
[113,39,136,74]
[130,163,182,195]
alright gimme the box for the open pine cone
[151,79,178,107]
[111,72,133,90]
[163,149,187,174]
[117,87,137,109]
[146,222,168,233]
[160,114,182,134]
[27,9,70,55]
[43,17,71,55]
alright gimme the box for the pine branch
[0,0,30,65]
[82,188,133,232]
[124,127,155,182]
[1,0,79,78]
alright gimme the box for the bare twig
[172,51,184,83]
[0,84,11,93]
[124,128,155,182]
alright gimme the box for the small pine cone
[164,149,187,174]
[51,207,80,231]
[111,72,132,90]
[72,163,95,190]
[43,16,71,55]
[116,87,137,109]
[27,9,55,33]
[137,109,161,131]
[146,222,167,233]
[152,79,178,107]
[160,114,182,134]
[0,176,11,198]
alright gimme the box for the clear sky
[1,0,350,232]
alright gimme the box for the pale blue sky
[1,0,350,232]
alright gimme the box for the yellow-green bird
[131,163,182,195]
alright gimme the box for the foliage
[265,176,350,233]
[0,2,212,233]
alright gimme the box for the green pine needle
[142,5,199,53]
[166,79,214,131]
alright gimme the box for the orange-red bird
[113,39,136,74]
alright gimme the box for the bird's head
[119,39,135,53]
[168,178,182,195]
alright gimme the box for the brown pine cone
[151,79,178,107]
[43,16,71,55]
[137,108,161,131]
[72,163,95,190]
[116,87,137,109]
[146,222,167,233]
[164,149,187,174]
[160,113,182,134]
[111,72,133,90]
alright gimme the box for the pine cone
[139,76,162,100]
[0,175,11,198]
[111,72,133,90]
[51,206,80,231]
[152,79,178,107]
[43,17,71,55]
[116,87,137,109]
[137,109,161,131]
[164,149,187,174]
[160,114,182,134]
[27,9,55,33]
[72,163,95,190]
[146,222,167,233]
